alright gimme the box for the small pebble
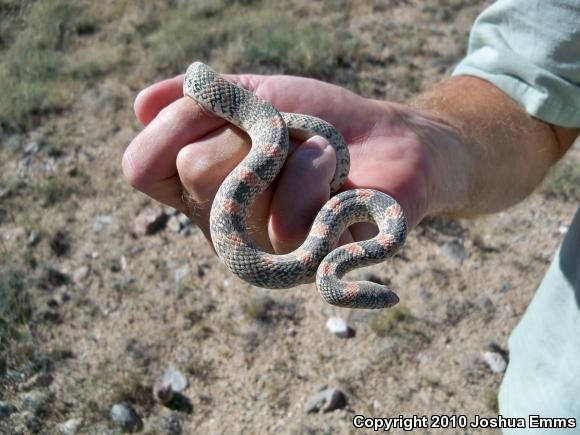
[177,213,192,227]
[57,418,83,435]
[22,390,50,415]
[27,230,40,246]
[133,206,167,236]
[174,265,191,294]
[164,206,180,216]
[153,382,174,404]
[482,351,507,374]
[24,141,40,155]
[325,317,352,338]
[167,215,182,233]
[73,265,90,283]
[305,388,347,413]
[110,402,142,432]
[162,367,188,392]
[416,353,429,365]
[93,214,115,233]
[440,240,468,262]
[179,226,192,237]
[0,401,16,419]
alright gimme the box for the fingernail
[304,135,331,168]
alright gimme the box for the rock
[177,213,192,227]
[24,141,40,155]
[133,206,168,236]
[110,402,142,432]
[50,230,71,256]
[162,367,188,393]
[144,415,182,435]
[174,264,191,290]
[500,282,512,293]
[164,206,180,216]
[305,388,347,413]
[153,382,174,404]
[73,265,90,283]
[196,261,209,278]
[27,230,40,246]
[440,240,468,263]
[482,351,507,374]
[22,390,51,415]
[167,216,182,233]
[480,296,495,318]
[179,227,192,237]
[325,317,353,338]
[416,353,429,365]
[93,214,115,233]
[0,401,16,419]
[57,418,83,435]
[45,267,70,287]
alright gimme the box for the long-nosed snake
[183,62,407,309]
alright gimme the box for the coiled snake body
[184,62,407,309]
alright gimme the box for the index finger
[124,76,228,203]
[134,75,185,125]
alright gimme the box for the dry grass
[0,0,359,132]
[0,0,102,131]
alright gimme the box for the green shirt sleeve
[453,0,580,128]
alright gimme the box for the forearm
[411,75,579,218]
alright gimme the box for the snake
[183,62,408,309]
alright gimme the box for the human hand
[123,68,464,253]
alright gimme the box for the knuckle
[121,148,148,191]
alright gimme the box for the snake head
[183,62,220,101]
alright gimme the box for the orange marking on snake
[260,255,277,270]
[339,283,359,304]
[327,196,342,212]
[311,223,329,238]
[240,168,260,187]
[384,204,403,219]
[222,198,240,214]
[343,243,365,256]
[297,250,315,264]
[268,117,285,129]
[356,190,374,203]
[227,231,246,248]
[261,142,282,158]
[376,233,395,248]
[318,262,337,277]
